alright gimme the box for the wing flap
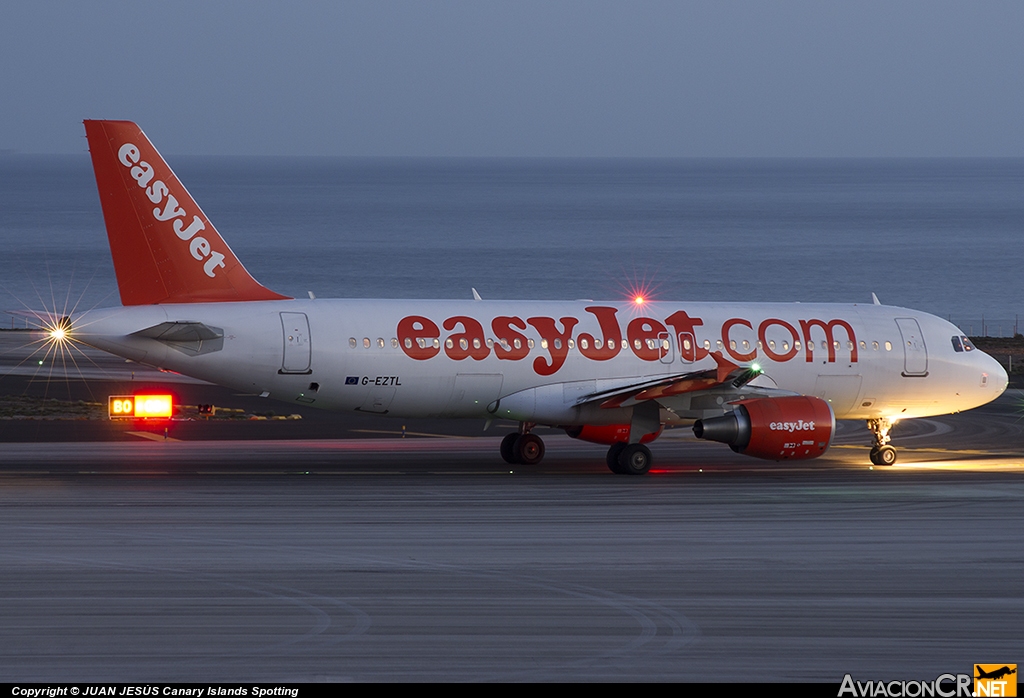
[577,351,765,409]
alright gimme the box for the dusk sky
[2,1,1022,157]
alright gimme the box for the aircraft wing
[575,351,767,409]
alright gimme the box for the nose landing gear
[867,418,897,466]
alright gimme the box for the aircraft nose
[988,354,1009,396]
[971,347,1010,400]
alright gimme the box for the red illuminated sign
[108,395,174,419]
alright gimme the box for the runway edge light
[109,394,174,419]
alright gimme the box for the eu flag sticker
[345,376,359,385]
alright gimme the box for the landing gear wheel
[869,445,897,466]
[515,433,545,465]
[500,433,520,464]
[618,443,653,476]
[866,418,897,466]
[606,443,627,474]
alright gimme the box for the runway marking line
[348,429,470,439]
[125,431,181,442]
[833,444,1020,457]
[78,471,170,475]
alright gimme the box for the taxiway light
[109,394,174,419]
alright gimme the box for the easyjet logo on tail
[117,143,226,278]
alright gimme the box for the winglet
[709,350,741,383]
[84,120,290,305]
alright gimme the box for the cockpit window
[951,336,963,352]
[961,336,975,351]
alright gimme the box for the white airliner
[34,121,1009,474]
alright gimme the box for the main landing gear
[602,442,651,474]
[606,443,653,476]
[499,425,653,475]
[500,424,546,466]
[867,417,897,466]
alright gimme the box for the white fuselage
[75,298,1007,427]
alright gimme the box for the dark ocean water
[1,155,1022,335]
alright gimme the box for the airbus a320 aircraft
[36,121,1008,474]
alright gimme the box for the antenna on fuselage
[871,292,881,305]
[472,288,482,301]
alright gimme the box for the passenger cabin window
[349,338,357,349]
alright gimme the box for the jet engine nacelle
[565,423,663,445]
[692,395,835,461]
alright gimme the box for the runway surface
[1,331,1022,681]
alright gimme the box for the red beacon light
[109,394,174,419]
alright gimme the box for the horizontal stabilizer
[131,321,224,356]
[6,309,53,327]
[131,321,223,342]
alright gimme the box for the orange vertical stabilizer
[84,120,290,305]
